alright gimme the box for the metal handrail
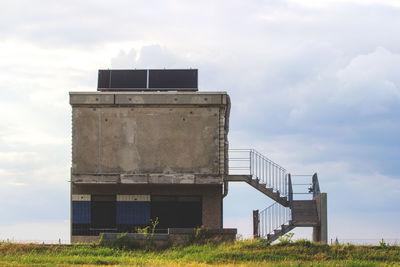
[288,173,320,199]
[229,149,288,197]
[258,202,292,238]
[288,173,293,209]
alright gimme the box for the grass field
[0,239,399,266]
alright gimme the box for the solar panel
[98,70,147,90]
[149,69,197,89]
[97,69,198,91]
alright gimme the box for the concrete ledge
[148,174,195,184]
[101,233,169,240]
[115,93,223,105]
[226,175,252,182]
[168,228,196,234]
[72,173,223,184]
[292,221,320,227]
[195,174,223,184]
[168,228,237,235]
[72,174,120,184]
[69,92,228,106]
[120,174,148,184]
[70,93,114,105]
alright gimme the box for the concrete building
[70,69,231,243]
[69,69,327,243]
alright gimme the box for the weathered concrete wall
[70,92,229,176]
[72,184,222,229]
[72,107,219,174]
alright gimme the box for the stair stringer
[266,221,296,242]
[226,175,289,206]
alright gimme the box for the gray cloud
[0,0,399,241]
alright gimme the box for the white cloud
[0,0,399,242]
[0,152,41,164]
[291,0,400,8]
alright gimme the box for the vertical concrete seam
[224,95,231,175]
[98,108,102,174]
[70,107,74,242]
[71,108,74,172]
[219,107,225,174]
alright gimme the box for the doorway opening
[151,195,202,230]
[91,195,116,229]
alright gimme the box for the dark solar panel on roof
[149,69,197,89]
[97,69,198,91]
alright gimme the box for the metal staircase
[228,149,324,242]
[227,149,289,206]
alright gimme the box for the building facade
[70,69,231,243]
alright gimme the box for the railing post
[288,173,293,209]
[249,150,253,177]
[253,210,259,238]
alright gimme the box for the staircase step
[292,220,320,227]
[263,187,273,193]
[266,224,296,242]
[245,179,289,206]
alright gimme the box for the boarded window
[91,195,116,229]
[151,196,202,229]
[116,201,150,225]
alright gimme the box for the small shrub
[150,217,159,237]
[277,233,294,245]
[379,238,389,248]
[136,226,150,234]
[98,233,104,244]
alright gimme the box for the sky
[0,0,399,243]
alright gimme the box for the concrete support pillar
[313,193,327,243]
[253,210,259,239]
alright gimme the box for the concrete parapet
[71,173,223,184]
[70,91,228,106]
[70,93,114,105]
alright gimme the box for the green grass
[0,239,399,266]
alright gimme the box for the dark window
[151,196,202,229]
[91,195,116,229]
